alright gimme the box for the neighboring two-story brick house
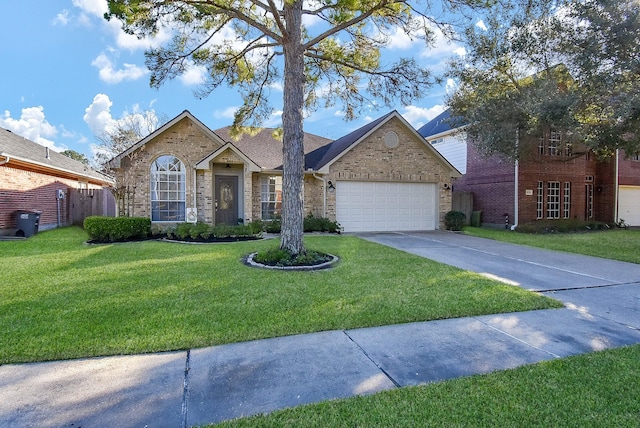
[110,110,460,232]
[420,109,640,227]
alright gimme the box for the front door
[215,175,238,225]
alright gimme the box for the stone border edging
[244,252,339,271]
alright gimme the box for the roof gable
[0,128,112,184]
[309,111,460,177]
[110,110,225,167]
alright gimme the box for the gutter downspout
[0,154,10,166]
[511,129,519,230]
[614,149,620,222]
[193,166,197,219]
[312,172,327,217]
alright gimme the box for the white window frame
[548,131,561,156]
[150,155,186,222]
[547,181,560,219]
[260,175,282,220]
[563,182,571,218]
[585,184,594,219]
[536,181,544,219]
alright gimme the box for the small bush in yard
[253,247,334,267]
[84,216,151,242]
[444,211,466,231]
[304,213,341,233]
[515,219,615,233]
[165,222,262,242]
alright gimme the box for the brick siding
[0,165,100,231]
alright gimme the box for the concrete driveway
[357,231,640,330]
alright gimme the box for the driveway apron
[358,231,640,330]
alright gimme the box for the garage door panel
[336,181,437,232]
[619,187,640,226]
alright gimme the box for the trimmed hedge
[444,211,466,231]
[84,216,151,242]
[515,219,615,234]
[166,221,263,242]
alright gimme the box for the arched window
[150,155,186,221]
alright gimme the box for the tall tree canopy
[106,0,488,255]
[447,0,640,160]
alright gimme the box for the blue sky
[0,1,470,161]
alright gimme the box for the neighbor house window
[150,155,186,221]
[585,184,594,219]
[563,182,571,218]
[261,175,282,220]
[538,137,545,155]
[547,181,560,219]
[548,132,561,156]
[536,181,544,219]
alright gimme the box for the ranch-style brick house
[1,128,114,235]
[419,109,640,227]
[109,110,460,232]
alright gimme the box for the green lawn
[0,227,560,364]
[465,227,640,264]
[214,344,640,427]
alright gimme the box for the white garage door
[336,181,437,232]
[619,186,640,226]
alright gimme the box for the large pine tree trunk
[280,0,305,255]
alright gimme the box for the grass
[464,227,640,264]
[0,227,560,364]
[213,344,640,427]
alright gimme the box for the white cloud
[214,107,239,120]
[52,10,70,26]
[91,52,149,84]
[419,25,466,59]
[84,94,117,136]
[72,0,108,18]
[400,104,446,129]
[179,63,207,86]
[476,20,488,31]
[385,26,418,50]
[83,94,159,138]
[0,107,66,151]
[446,78,457,94]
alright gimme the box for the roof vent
[45,147,50,159]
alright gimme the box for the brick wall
[117,117,223,222]
[0,165,100,232]
[324,117,453,229]
[454,136,619,225]
[618,151,640,186]
[452,140,515,225]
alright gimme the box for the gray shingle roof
[0,127,111,184]
[211,126,333,170]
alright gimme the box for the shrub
[515,219,614,234]
[444,211,466,231]
[165,222,262,241]
[253,247,334,267]
[304,213,341,233]
[84,216,151,242]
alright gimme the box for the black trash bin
[15,210,41,237]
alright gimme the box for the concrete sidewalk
[1,232,639,427]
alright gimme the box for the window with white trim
[261,176,282,219]
[547,181,560,219]
[538,137,545,155]
[585,184,593,219]
[563,182,571,218]
[150,155,186,221]
[536,181,544,219]
[548,132,561,156]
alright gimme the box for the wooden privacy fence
[452,192,473,225]
[67,188,116,226]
